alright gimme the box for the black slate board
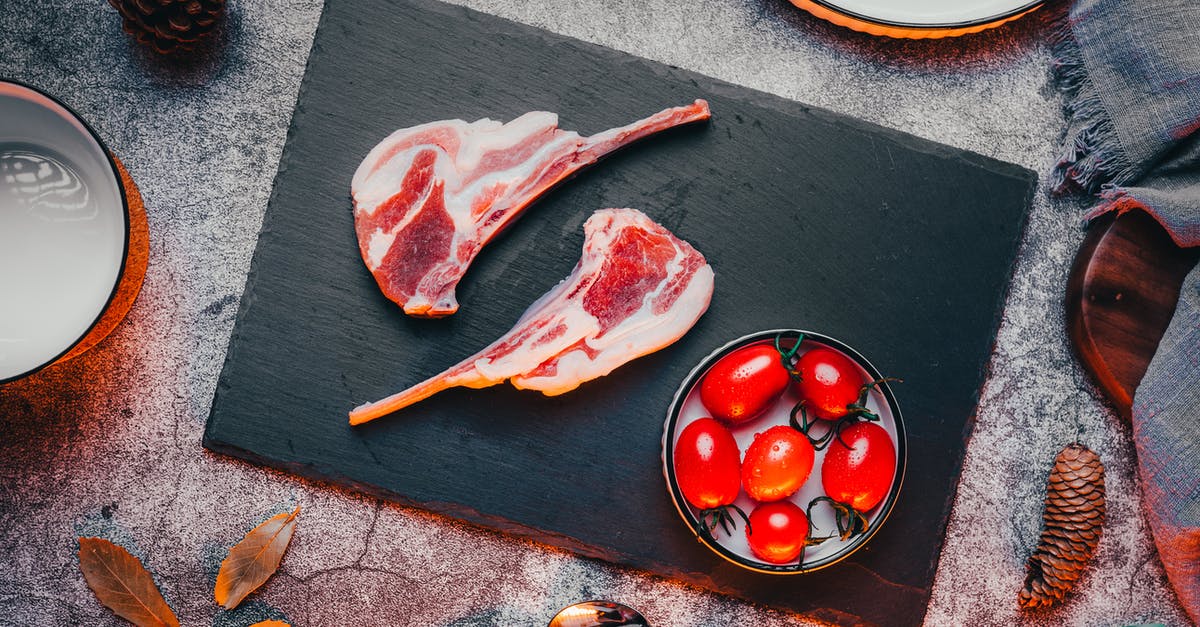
[204,0,1036,623]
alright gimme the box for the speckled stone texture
[0,1,1190,625]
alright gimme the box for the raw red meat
[351,100,711,317]
[349,208,714,425]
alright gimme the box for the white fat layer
[473,306,600,382]
[353,142,452,213]
[353,148,418,211]
[366,228,392,269]
[351,118,471,191]
[455,111,557,172]
[448,134,578,213]
[515,349,593,395]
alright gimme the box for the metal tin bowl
[0,80,143,383]
[662,329,906,574]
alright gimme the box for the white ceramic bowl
[0,80,130,382]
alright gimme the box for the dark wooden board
[1067,210,1200,419]
[203,0,1036,623]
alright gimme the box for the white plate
[815,0,1041,27]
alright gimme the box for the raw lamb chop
[351,100,711,318]
[349,208,714,425]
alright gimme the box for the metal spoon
[548,600,650,627]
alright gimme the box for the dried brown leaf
[215,506,301,609]
[249,621,290,627]
[77,537,180,627]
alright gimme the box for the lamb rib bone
[351,100,711,318]
[349,208,714,425]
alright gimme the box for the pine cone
[108,0,226,55]
[1018,443,1106,610]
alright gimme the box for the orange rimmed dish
[0,80,148,383]
[789,0,1042,39]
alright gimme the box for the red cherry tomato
[822,422,896,512]
[673,418,742,511]
[794,347,864,420]
[746,501,809,564]
[699,344,791,424]
[741,425,814,502]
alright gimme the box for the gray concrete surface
[0,0,1190,625]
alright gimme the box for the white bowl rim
[808,0,1043,29]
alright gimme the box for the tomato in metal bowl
[661,329,906,574]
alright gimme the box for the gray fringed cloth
[1051,0,1200,621]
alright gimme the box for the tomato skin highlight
[699,344,791,424]
[740,425,815,502]
[794,347,864,420]
[673,418,743,511]
[822,422,896,512]
[746,501,809,564]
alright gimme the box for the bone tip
[403,296,459,318]
[348,404,379,426]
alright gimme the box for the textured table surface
[0,1,1190,625]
